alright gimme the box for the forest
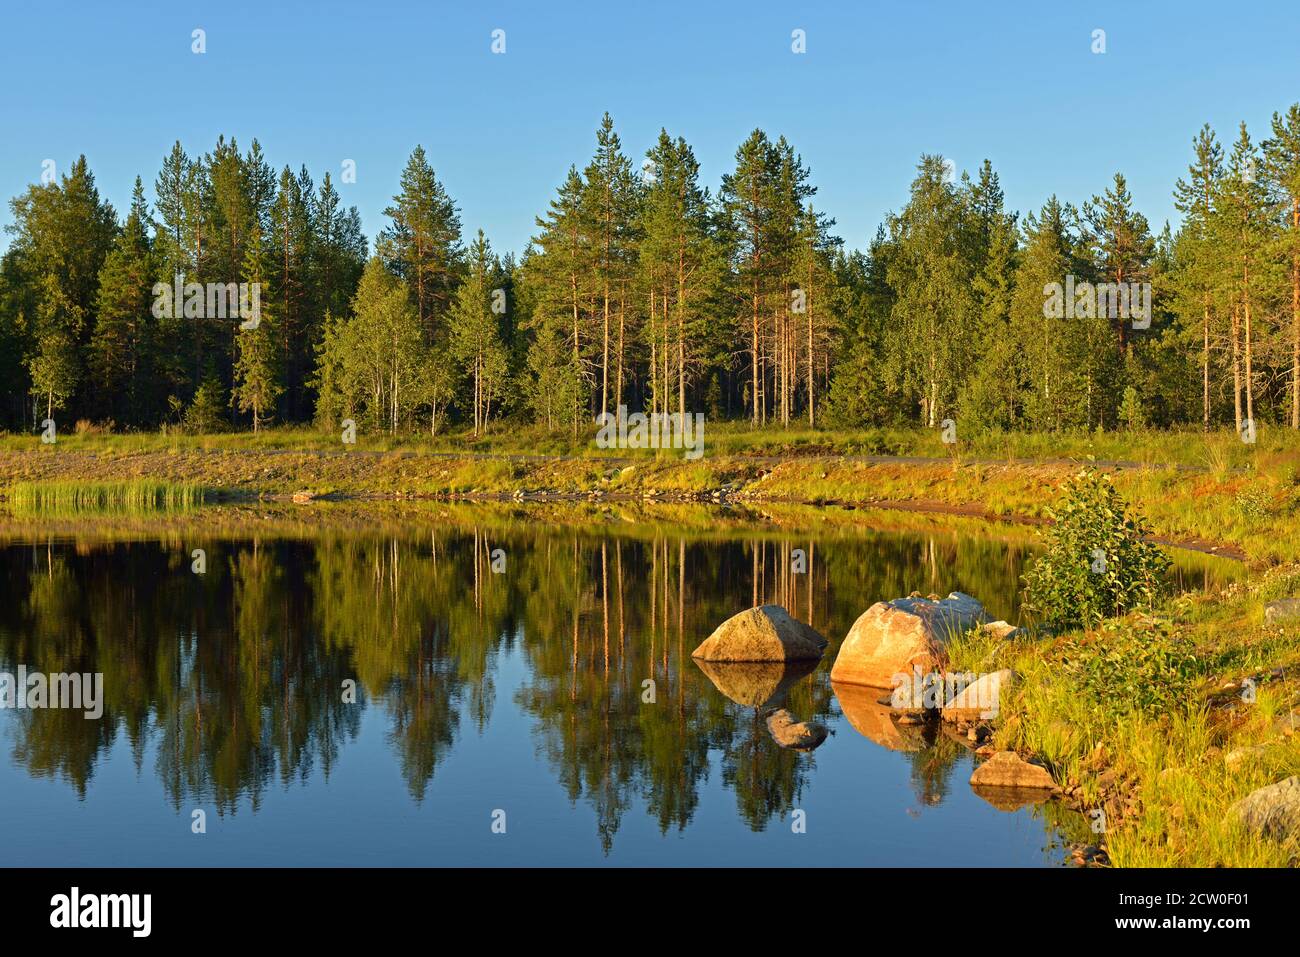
[4,106,1300,440]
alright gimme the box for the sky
[3,0,1300,258]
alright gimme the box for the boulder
[969,751,1055,789]
[942,669,1016,723]
[691,605,827,662]
[830,592,992,688]
[1231,776,1300,842]
[693,659,817,709]
[765,709,829,750]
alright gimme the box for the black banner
[0,866,1287,942]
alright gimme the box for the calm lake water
[0,504,1240,866]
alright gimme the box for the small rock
[1231,776,1300,842]
[970,751,1055,790]
[942,669,1016,722]
[979,620,1027,640]
[1224,744,1270,770]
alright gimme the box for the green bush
[1058,617,1199,717]
[1023,468,1171,628]
[1233,482,1272,525]
[184,376,228,434]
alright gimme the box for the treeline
[4,107,1300,436]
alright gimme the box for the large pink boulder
[830,592,991,689]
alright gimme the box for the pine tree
[580,114,637,419]
[1264,104,1300,428]
[7,155,116,423]
[449,230,509,435]
[379,146,463,335]
[639,130,724,420]
[790,201,840,425]
[720,130,780,425]
[231,230,281,432]
[1173,125,1225,430]
[958,160,1020,429]
[1082,173,1156,356]
[523,168,591,433]
[1214,124,1276,432]
[90,178,154,422]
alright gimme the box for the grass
[6,479,208,514]
[946,562,1300,867]
[5,420,1300,467]
[4,425,1300,560]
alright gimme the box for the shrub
[184,376,228,434]
[1233,482,1272,525]
[1023,468,1171,628]
[1057,617,1199,717]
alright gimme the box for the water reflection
[0,505,1240,862]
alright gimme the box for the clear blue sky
[3,0,1299,257]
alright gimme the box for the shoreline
[0,444,1263,561]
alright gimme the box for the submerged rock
[1231,776,1300,842]
[691,605,827,662]
[765,709,829,750]
[969,751,1055,790]
[830,592,992,688]
[693,658,817,709]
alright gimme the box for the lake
[0,503,1240,866]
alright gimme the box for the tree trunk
[1231,302,1243,433]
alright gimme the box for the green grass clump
[6,480,207,514]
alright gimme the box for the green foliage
[7,479,206,514]
[1233,481,1272,524]
[5,105,1300,440]
[1057,617,1200,717]
[1023,468,1171,628]
[184,375,228,433]
[1118,385,1146,431]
